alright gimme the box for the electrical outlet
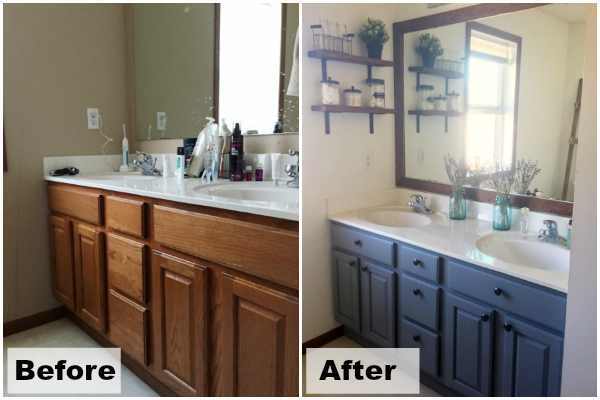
[363,151,373,170]
[87,108,99,129]
[418,148,425,164]
[157,112,167,130]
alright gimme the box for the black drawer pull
[361,266,368,272]
[413,289,420,296]
[413,258,420,266]
[481,314,489,322]
[494,287,503,296]
[413,334,420,342]
[349,261,355,266]
[354,239,362,246]
[504,323,512,332]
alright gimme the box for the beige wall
[3,4,131,322]
[561,4,597,396]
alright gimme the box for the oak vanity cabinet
[48,215,76,311]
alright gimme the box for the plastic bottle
[245,166,253,181]
[256,163,263,181]
[176,147,185,179]
[119,124,130,172]
[187,117,218,178]
[567,220,572,249]
[229,123,244,181]
[520,207,529,238]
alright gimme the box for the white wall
[302,3,397,341]
[561,4,597,396]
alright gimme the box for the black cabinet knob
[481,314,489,322]
[413,289,420,296]
[413,258,420,266]
[361,266,368,272]
[349,261,355,266]
[354,239,361,246]
[504,323,512,332]
[494,287,503,296]
[413,334,420,342]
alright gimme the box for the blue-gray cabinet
[445,294,494,396]
[501,316,563,397]
[330,222,566,397]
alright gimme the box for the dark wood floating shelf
[408,66,464,79]
[312,105,396,114]
[308,50,395,67]
[408,109,465,133]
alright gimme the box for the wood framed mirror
[393,3,583,216]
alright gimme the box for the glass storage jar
[418,85,434,110]
[447,91,460,111]
[432,95,446,111]
[344,86,362,107]
[321,77,340,105]
[366,79,385,108]
[449,188,466,220]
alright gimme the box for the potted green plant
[415,33,444,68]
[358,18,390,59]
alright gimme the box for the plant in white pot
[358,18,390,59]
[415,33,444,68]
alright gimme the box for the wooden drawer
[153,205,299,289]
[400,318,439,378]
[108,290,149,366]
[107,234,148,304]
[106,196,147,238]
[48,185,103,225]
[401,274,440,331]
[399,244,440,283]
[448,261,567,332]
[330,223,395,267]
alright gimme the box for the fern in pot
[415,33,444,68]
[358,18,390,59]
[444,154,468,220]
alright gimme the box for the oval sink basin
[476,233,570,271]
[194,182,299,205]
[357,206,445,228]
[78,172,157,180]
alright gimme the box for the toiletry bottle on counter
[256,163,263,181]
[271,153,281,185]
[567,220,572,249]
[176,147,185,179]
[520,207,529,237]
[245,166,253,181]
[183,138,197,172]
[229,123,244,181]
[187,117,219,178]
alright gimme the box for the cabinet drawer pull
[413,334,420,342]
[504,323,512,332]
[361,266,368,272]
[349,260,355,266]
[413,289,420,296]
[494,287,503,296]
[481,314,489,322]
[413,258,420,266]
[354,239,362,246]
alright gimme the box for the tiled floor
[303,336,441,397]
[3,318,159,397]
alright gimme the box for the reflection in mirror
[403,4,587,202]
[133,3,299,141]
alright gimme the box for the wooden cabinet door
[360,261,395,347]
[74,223,106,333]
[444,294,494,396]
[332,250,360,333]
[48,215,76,311]
[153,252,207,397]
[222,273,299,397]
[502,316,563,397]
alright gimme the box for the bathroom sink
[476,233,570,271]
[78,172,158,181]
[194,182,299,205]
[357,206,445,228]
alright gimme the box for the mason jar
[418,85,434,110]
[366,78,385,108]
[344,86,362,107]
[320,77,340,105]
[446,91,460,111]
[432,95,446,111]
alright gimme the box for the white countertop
[45,174,299,221]
[329,205,569,293]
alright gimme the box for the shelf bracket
[369,114,374,134]
[416,115,420,133]
[416,73,420,92]
[367,65,372,80]
[445,116,448,132]
[321,59,328,81]
[445,77,449,96]
[325,111,330,134]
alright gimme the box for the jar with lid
[432,95,446,111]
[418,85,434,110]
[366,79,385,108]
[321,77,340,105]
[446,91,460,111]
[344,86,362,107]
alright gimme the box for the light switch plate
[363,151,373,170]
[418,148,425,164]
[87,108,99,130]
[157,112,166,130]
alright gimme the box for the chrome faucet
[285,150,299,188]
[132,151,162,176]
[538,220,567,246]
[407,194,433,214]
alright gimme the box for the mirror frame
[393,3,574,216]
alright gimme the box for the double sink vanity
[44,157,299,397]
[329,195,569,397]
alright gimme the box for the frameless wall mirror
[396,3,588,213]
[132,3,299,140]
